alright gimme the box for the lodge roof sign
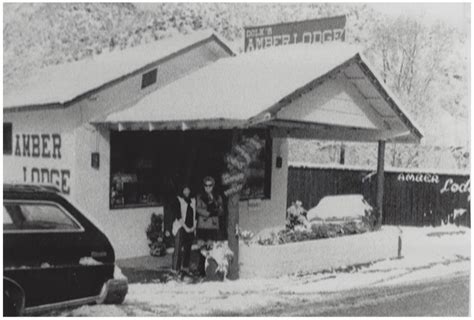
[244,15,346,52]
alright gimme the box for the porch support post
[376,140,386,228]
[227,130,240,280]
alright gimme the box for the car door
[3,199,110,307]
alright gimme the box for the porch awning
[94,43,422,143]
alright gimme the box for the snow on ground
[56,224,470,316]
[240,226,400,278]
[63,305,128,317]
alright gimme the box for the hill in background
[3,3,470,170]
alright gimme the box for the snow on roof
[4,30,232,109]
[103,43,423,143]
[104,43,362,123]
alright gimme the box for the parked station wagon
[3,184,128,316]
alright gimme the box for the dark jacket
[196,192,224,218]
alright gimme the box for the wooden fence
[287,165,470,227]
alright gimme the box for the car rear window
[3,202,83,232]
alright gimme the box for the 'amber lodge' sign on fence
[288,166,471,228]
[244,15,346,52]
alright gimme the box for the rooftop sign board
[244,15,346,52]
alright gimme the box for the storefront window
[109,129,271,209]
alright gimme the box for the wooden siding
[288,166,470,227]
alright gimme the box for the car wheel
[103,291,127,305]
[3,280,25,316]
[97,280,128,305]
[3,293,16,317]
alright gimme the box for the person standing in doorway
[196,176,224,240]
[171,184,196,274]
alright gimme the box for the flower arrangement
[200,241,234,279]
[237,228,255,246]
[286,200,310,230]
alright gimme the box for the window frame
[3,122,12,155]
[3,200,85,234]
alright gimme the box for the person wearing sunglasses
[196,176,224,238]
[196,176,224,276]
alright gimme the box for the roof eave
[355,53,424,143]
[91,118,249,131]
[210,33,236,57]
[3,102,65,113]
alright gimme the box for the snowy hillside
[3,3,469,169]
[3,3,375,90]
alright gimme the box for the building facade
[4,32,422,260]
[4,32,289,258]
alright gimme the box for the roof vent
[141,68,157,89]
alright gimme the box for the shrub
[146,213,166,257]
[256,231,280,246]
[256,219,374,246]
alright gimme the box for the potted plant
[146,213,166,257]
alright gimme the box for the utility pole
[376,140,386,228]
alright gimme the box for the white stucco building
[4,31,422,259]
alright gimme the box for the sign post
[376,140,386,228]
